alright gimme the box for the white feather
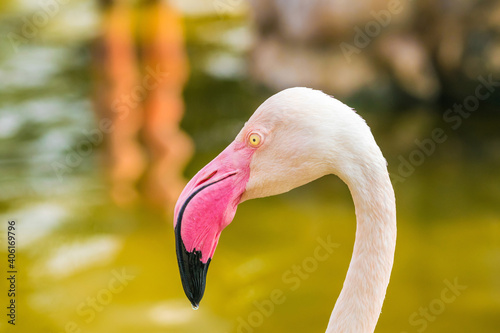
[236,87,396,333]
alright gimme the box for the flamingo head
[174,87,373,308]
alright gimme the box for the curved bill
[173,143,251,308]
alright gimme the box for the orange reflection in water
[93,0,192,210]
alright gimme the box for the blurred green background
[0,0,499,332]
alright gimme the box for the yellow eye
[248,133,262,147]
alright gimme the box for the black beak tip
[185,281,204,309]
[175,229,211,309]
[190,300,199,310]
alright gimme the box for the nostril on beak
[195,171,217,187]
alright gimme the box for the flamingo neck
[326,162,396,333]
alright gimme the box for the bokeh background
[1,0,499,332]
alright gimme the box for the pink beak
[173,141,254,308]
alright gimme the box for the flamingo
[174,87,396,332]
